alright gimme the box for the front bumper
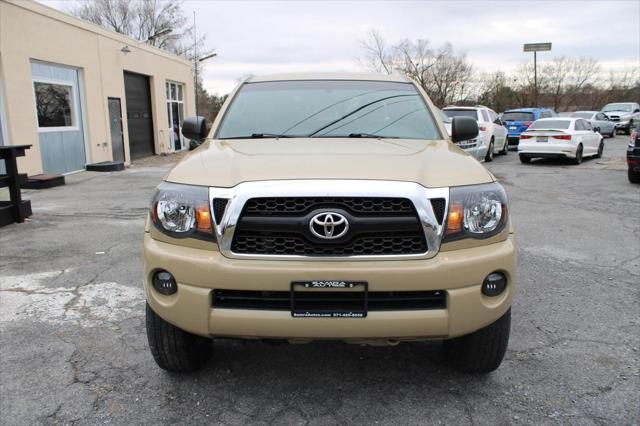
[144,233,516,341]
[614,120,630,130]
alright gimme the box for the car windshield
[528,120,571,130]
[570,112,594,119]
[602,103,632,112]
[216,80,441,140]
[442,109,478,120]
[502,111,534,122]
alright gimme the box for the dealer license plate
[290,281,368,318]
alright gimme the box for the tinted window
[481,110,490,121]
[575,120,584,131]
[217,80,441,140]
[529,120,571,130]
[571,112,594,119]
[502,112,534,122]
[33,82,74,127]
[443,109,479,120]
[596,113,607,120]
[582,120,592,130]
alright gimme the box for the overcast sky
[41,0,640,96]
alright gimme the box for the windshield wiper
[222,133,294,139]
[310,133,399,139]
[347,133,399,138]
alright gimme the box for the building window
[33,82,75,128]
[166,81,185,150]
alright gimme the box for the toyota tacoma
[144,73,516,374]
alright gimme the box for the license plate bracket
[290,281,368,318]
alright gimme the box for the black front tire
[626,122,633,136]
[444,309,511,374]
[146,303,212,373]
[501,138,509,155]
[572,144,583,165]
[519,154,531,164]
[485,140,494,162]
[595,140,604,158]
[629,168,640,184]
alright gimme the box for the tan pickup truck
[144,73,516,374]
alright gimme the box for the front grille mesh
[243,197,415,216]
[233,232,426,256]
[430,198,446,224]
[212,198,229,224]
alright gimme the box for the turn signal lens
[446,202,463,233]
[519,135,533,139]
[196,204,213,233]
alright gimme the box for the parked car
[502,108,556,149]
[438,108,484,161]
[144,73,515,374]
[442,105,508,162]
[518,117,603,165]
[570,111,616,138]
[601,102,640,135]
[628,122,640,183]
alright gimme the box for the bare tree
[359,30,473,107]
[68,0,201,57]
[359,29,394,75]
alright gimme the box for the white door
[31,61,87,174]
[166,82,185,151]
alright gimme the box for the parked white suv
[443,106,508,162]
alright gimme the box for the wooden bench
[0,145,33,226]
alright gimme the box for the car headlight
[150,182,214,241]
[443,182,508,242]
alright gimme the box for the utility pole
[523,43,551,107]
[194,11,198,116]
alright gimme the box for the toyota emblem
[309,212,349,239]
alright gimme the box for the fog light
[482,272,507,297]
[152,270,177,295]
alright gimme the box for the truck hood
[165,138,494,188]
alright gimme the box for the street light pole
[534,50,537,107]
[523,42,551,107]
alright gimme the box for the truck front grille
[231,197,427,256]
[213,289,446,311]
[243,197,415,216]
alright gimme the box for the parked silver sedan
[570,111,616,138]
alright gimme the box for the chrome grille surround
[208,180,449,261]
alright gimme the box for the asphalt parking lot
[1,135,638,425]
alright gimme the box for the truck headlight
[444,182,508,241]
[150,182,214,241]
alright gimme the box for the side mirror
[634,109,640,113]
[182,116,208,141]
[493,118,502,126]
[451,117,479,143]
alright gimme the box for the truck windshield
[216,80,441,140]
[602,103,632,112]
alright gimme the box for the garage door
[124,72,155,159]
[31,61,87,174]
